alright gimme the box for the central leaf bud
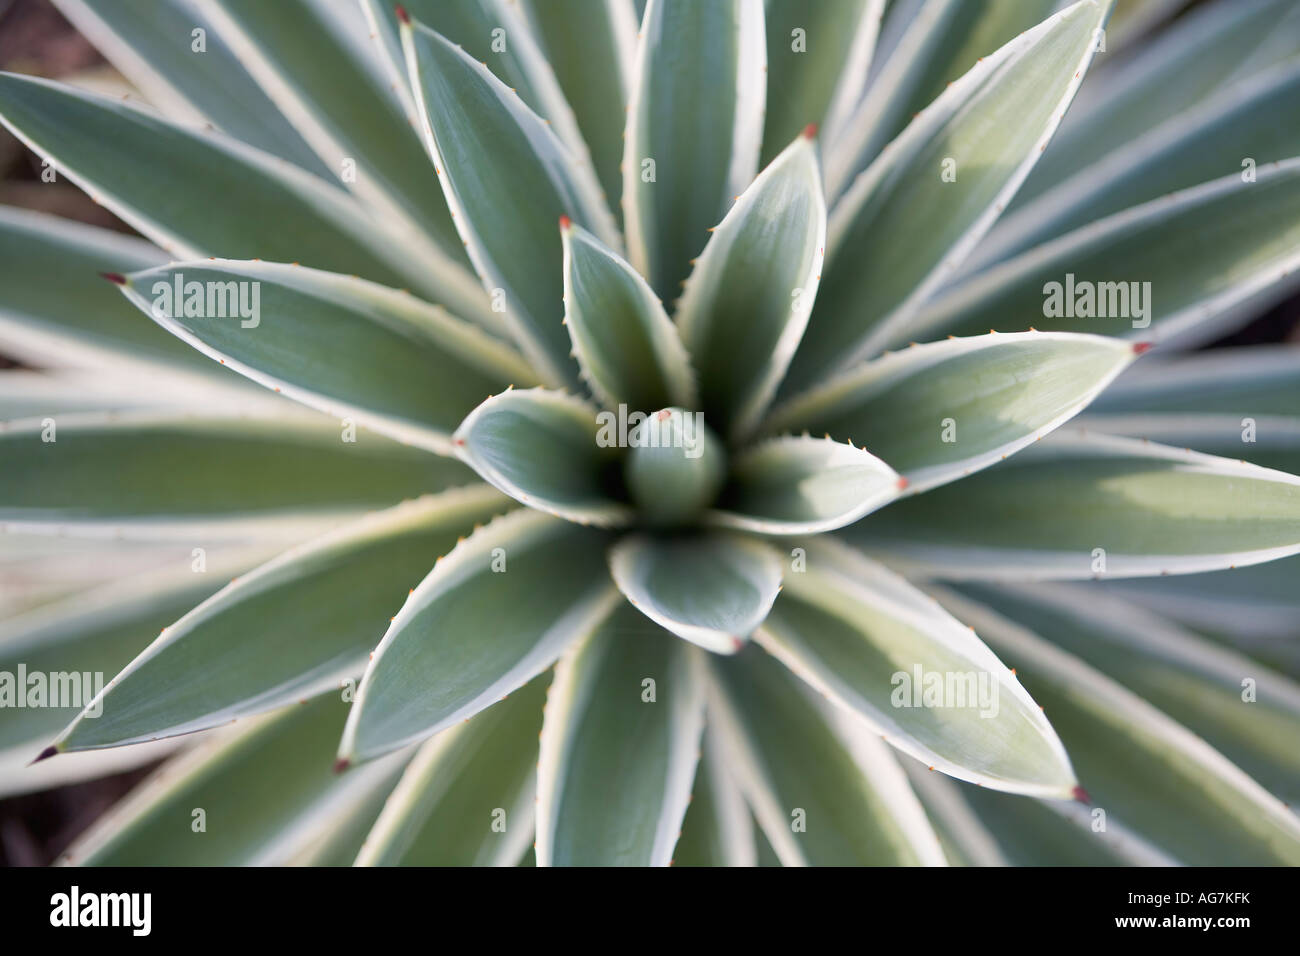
[624,408,726,526]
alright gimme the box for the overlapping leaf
[536,604,704,866]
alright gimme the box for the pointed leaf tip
[394,4,410,26]
[100,272,127,285]
[29,746,58,766]
[333,757,351,775]
[1132,342,1154,355]
[1072,785,1091,804]
[801,123,819,140]
[558,214,572,231]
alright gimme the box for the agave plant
[1,0,1299,867]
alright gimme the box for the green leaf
[608,532,783,654]
[535,603,704,866]
[912,160,1300,347]
[951,581,1300,806]
[672,727,757,866]
[0,411,472,534]
[51,488,510,753]
[0,545,275,796]
[196,0,474,261]
[825,0,1059,200]
[1017,0,1300,208]
[975,55,1300,267]
[761,0,884,165]
[520,0,639,216]
[786,0,1109,391]
[708,435,901,535]
[0,72,491,326]
[338,511,619,763]
[401,15,620,387]
[766,332,1136,493]
[676,131,826,437]
[708,646,947,865]
[1090,344,1300,416]
[903,761,1174,866]
[117,260,538,455]
[622,0,766,303]
[0,205,183,372]
[1075,414,1300,478]
[843,427,1300,578]
[361,0,599,184]
[899,762,1010,866]
[63,693,411,866]
[931,586,1300,864]
[453,388,632,527]
[0,368,281,422]
[50,0,332,176]
[1099,555,1300,678]
[560,220,695,412]
[355,674,549,866]
[622,408,727,527]
[758,538,1077,797]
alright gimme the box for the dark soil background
[0,0,1296,866]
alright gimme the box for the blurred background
[0,0,1297,865]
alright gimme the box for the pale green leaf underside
[453,388,632,527]
[0,547,273,784]
[50,0,331,176]
[708,647,944,865]
[608,532,783,654]
[767,332,1136,493]
[913,160,1300,347]
[199,0,471,265]
[53,488,511,753]
[977,55,1300,268]
[0,412,471,531]
[0,72,470,314]
[786,0,1109,390]
[842,428,1300,578]
[824,0,1059,200]
[761,0,882,165]
[709,435,901,535]
[561,221,695,412]
[758,539,1076,797]
[672,727,757,866]
[64,693,410,866]
[536,605,704,866]
[118,260,538,454]
[0,205,193,372]
[355,674,549,866]
[523,0,636,215]
[1090,344,1300,417]
[338,510,618,763]
[1017,0,1300,207]
[952,581,1300,807]
[623,0,766,303]
[676,132,826,438]
[402,17,618,388]
[933,586,1300,865]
